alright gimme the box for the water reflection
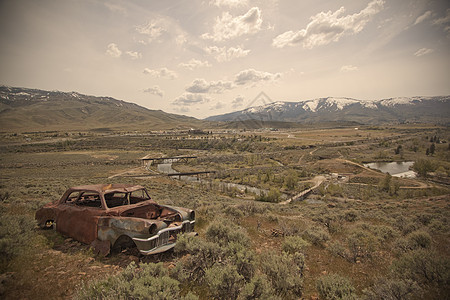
[364,161,416,178]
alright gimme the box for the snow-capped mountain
[206,96,450,124]
[0,86,205,131]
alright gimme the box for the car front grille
[134,220,195,253]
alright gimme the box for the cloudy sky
[0,0,449,119]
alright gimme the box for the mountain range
[1,86,449,132]
[206,96,450,125]
[0,86,206,132]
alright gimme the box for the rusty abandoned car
[35,184,196,256]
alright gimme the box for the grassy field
[0,124,449,299]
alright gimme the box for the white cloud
[143,86,164,97]
[178,59,211,70]
[106,43,122,58]
[126,51,142,60]
[173,106,190,113]
[186,78,234,94]
[340,65,359,72]
[104,3,127,15]
[432,9,450,26]
[431,9,450,35]
[234,69,281,86]
[143,67,178,79]
[175,34,187,46]
[414,11,432,25]
[272,0,384,49]
[210,0,248,8]
[202,7,263,41]
[414,48,434,57]
[172,93,211,106]
[232,96,244,108]
[136,20,165,43]
[205,45,250,62]
[211,101,225,110]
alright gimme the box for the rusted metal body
[35,184,196,255]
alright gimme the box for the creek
[157,163,289,200]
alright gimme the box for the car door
[56,190,103,244]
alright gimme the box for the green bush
[259,251,304,298]
[363,278,420,300]
[205,263,243,300]
[76,262,197,300]
[392,249,450,287]
[174,234,223,282]
[175,221,255,283]
[225,242,256,281]
[0,213,37,269]
[238,274,275,300]
[316,273,357,300]
[304,227,330,247]
[407,231,431,250]
[327,241,348,260]
[413,159,437,177]
[256,188,281,203]
[282,236,310,254]
[346,229,378,262]
[370,225,399,243]
[205,220,250,248]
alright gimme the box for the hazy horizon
[1,0,449,119]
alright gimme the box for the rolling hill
[0,86,207,132]
[206,96,450,125]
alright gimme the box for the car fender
[96,216,167,247]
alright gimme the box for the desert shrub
[175,221,254,283]
[259,251,304,298]
[313,211,343,234]
[392,249,450,287]
[428,218,447,233]
[225,242,256,281]
[235,202,268,216]
[370,225,399,243]
[205,220,250,248]
[343,209,359,222]
[282,236,310,254]
[76,262,197,300]
[224,205,244,220]
[327,241,348,260]
[174,234,223,282]
[316,273,357,300]
[407,231,431,249]
[0,213,37,268]
[238,274,276,300]
[323,183,344,197]
[283,170,298,190]
[204,263,244,300]
[277,218,305,236]
[346,228,378,262]
[304,226,330,247]
[363,278,421,300]
[0,191,10,202]
[256,188,281,203]
[415,213,433,226]
[393,216,420,235]
[413,159,437,177]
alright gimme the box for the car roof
[67,184,146,194]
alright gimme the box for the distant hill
[0,86,207,132]
[206,96,450,125]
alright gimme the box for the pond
[364,161,416,178]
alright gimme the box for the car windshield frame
[103,188,152,209]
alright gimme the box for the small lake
[364,161,416,178]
